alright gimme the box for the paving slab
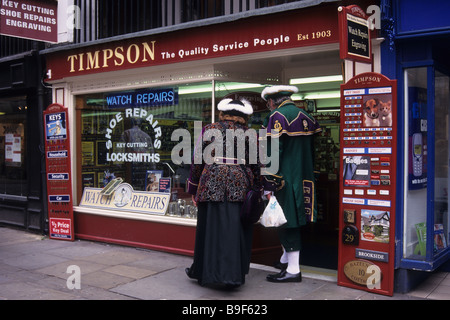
[0,281,77,300]
[0,227,447,301]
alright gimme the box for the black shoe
[273,261,288,271]
[266,269,302,283]
[185,267,195,279]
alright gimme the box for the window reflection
[77,83,212,201]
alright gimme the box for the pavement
[1,226,449,303]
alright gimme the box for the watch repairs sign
[338,5,372,63]
[79,183,170,215]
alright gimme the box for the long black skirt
[187,200,253,287]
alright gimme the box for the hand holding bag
[259,194,287,227]
[240,165,264,226]
[262,174,285,192]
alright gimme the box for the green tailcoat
[262,101,321,228]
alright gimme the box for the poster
[408,87,427,189]
[343,156,370,187]
[360,209,390,243]
[45,111,67,140]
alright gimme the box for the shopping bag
[259,194,287,227]
[241,188,264,226]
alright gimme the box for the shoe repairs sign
[0,0,58,43]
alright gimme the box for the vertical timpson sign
[45,5,340,80]
[0,0,57,43]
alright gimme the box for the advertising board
[338,72,397,296]
[44,103,74,240]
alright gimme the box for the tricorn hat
[261,85,299,101]
[217,98,253,115]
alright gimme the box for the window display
[404,67,428,260]
[77,82,214,217]
[404,68,449,261]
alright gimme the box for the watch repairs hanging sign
[338,5,372,63]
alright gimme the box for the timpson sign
[45,5,339,81]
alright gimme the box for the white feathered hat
[217,98,253,115]
[261,85,298,101]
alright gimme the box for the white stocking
[286,251,300,274]
[280,246,288,264]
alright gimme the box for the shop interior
[0,95,28,196]
[76,48,343,270]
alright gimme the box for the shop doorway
[302,123,340,270]
[216,51,342,270]
[299,92,340,270]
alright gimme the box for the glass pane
[214,81,269,128]
[404,67,428,260]
[0,96,27,196]
[77,82,212,205]
[434,70,449,255]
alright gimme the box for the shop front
[43,3,382,269]
[379,0,450,293]
[0,50,49,232]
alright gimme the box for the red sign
[49,218,72,239]
[338,72,397,296]
[44,103,74,241]
[45,5,339,80]
[0,0,57,43]
[338,5,372,63]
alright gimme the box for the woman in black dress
[185,98,261,288]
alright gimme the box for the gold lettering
[141,41,156,62]
[67,55,77,72]
[86,51,100,70]
[67,41,157,73]
[78,53,84,71]
[127,44,139,64]
[102,48,113,67]
[114,46,124,66]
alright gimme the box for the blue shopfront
[380,0,450,292]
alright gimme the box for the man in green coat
[261,85,321,283]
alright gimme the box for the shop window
[214,81,268,128]
[434,70,449,256]
[404,67,450,261]
[404,67,428,260]
[0,96,27,196]
[76,83,213,205]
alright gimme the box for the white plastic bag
[259,194,287,227]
